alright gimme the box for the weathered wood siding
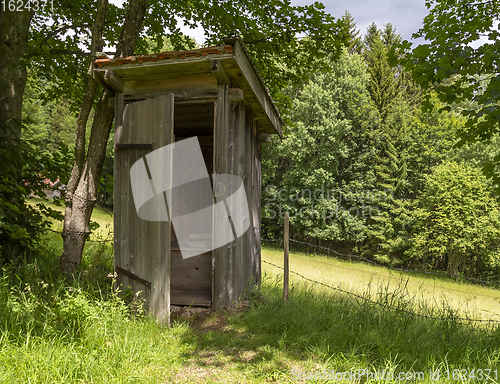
[114,93,174,323]
[213,85,261,309]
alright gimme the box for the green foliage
[361,92,469,265]
[262,48,380,243]
[363,23,409,122]
[403,94,462,195]
[381,23,401,48]
[366,37,399,121]
[135,35,197,55]
[0,134,71,263]
[1,66,74,260]
[0,234,191,383]
[363,22,382,52]
[260,29,484,273]
[341,11,363,54]
[398,0,500,188]
[2,235,500,382]
[407,161,500,277]
[193,1,349,102]
[22,73,78,155]
[26,1,349,114]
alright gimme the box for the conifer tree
[341,11,363,54]
[366,37,398,121]
[381,23,401,48]
[363,22,381,52]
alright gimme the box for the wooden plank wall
[213,85,230,309]
[250,111,262,286]
[114,93,174,324]
[213,85,261,309]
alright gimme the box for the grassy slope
[262,248,500,322]
[1,205,499,383]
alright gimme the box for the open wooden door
[114,93,174,324]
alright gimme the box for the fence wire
[262,238,500,286]
[261,259,500,324]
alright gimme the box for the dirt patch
[171,300,252,334]
[193,312,229,333]
[168,300,260,383]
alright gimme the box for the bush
[407,161,500,277]
[0,132,71,264]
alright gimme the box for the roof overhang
[93,40,283,138]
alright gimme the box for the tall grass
[263,246,500,322]
[168,265,500,383]
[1,226,500,383]
[0,232,190,383]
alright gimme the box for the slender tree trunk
[60,0,149,277]
[61,0,107,275]
[447,248,459,278]
[0,8,34,139]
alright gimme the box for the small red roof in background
[95,45,234,67]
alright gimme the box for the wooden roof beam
[232,40,283,138]
[104,70,125,92]
[211,60,231,86]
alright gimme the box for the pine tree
[366,37,398,121]
[363,22,381,52]
[381,23,401,48]
[341,11,363,54]
[362,97,413,265]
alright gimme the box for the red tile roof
[94,45,234,67]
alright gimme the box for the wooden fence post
[284,211,289,302]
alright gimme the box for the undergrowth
[0,235,499,383]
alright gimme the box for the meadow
[1,204,499,383]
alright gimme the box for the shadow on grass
[177,275,500,382]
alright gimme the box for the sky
[173,0,431,46]
[107,0,431,45]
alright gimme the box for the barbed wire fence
[261,238,500,286]
[260,234,500,325]
[261,258,500,324]
[44,203,500,323]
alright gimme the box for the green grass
[262,247,500,322]
[1,207,500,383]
[31,198,114,242]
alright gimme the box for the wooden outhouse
[94,38,283,322]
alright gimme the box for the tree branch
[26,49,115,59]
[65,0,108,207]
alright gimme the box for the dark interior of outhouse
[170,101,214,307]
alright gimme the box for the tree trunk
[60,0,108,276]
[61,90,115,275]
[0,8,34,139]
[60,0,149,277]
[447,248,460,278]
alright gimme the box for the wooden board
[232,41,283,138]
[114,93,174,324]
[123,73,217,100]
[170,290,212,307]
[213,85,230,310]
[212,86,261,309]
[251,118,262,284]
[170,250,212,292]
[95,50,282,137]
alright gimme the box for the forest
[262,15,500,281]
[1,0,499,281]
